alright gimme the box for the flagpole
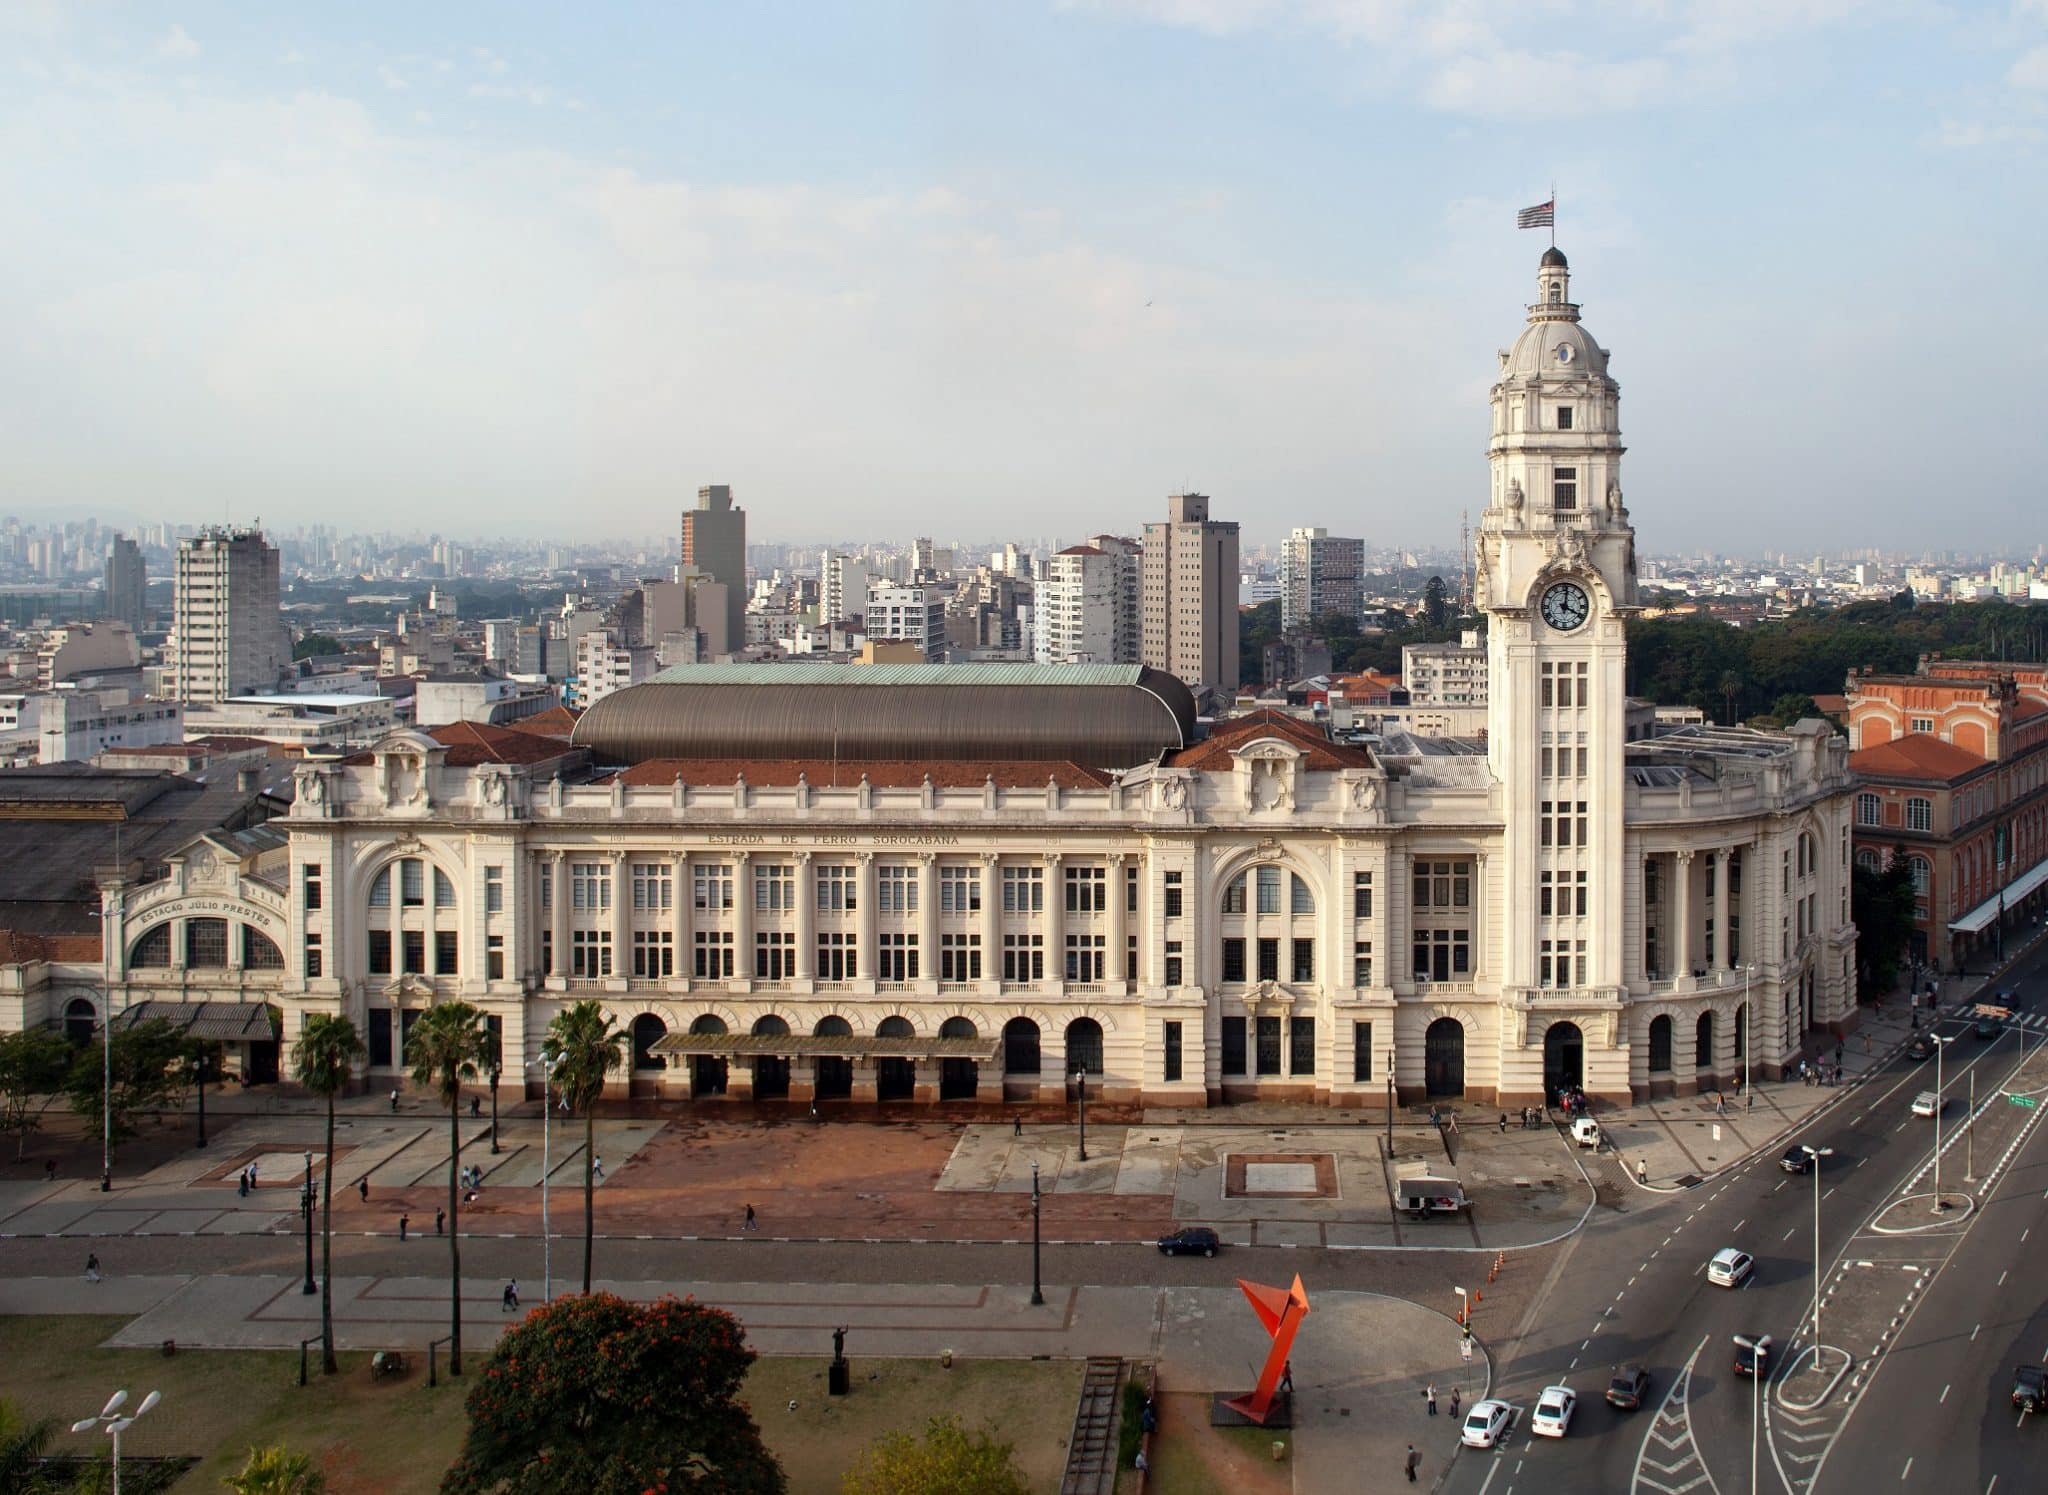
[1551,182,1556,248]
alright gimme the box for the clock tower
[1476,248,1639,1102]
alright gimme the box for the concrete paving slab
[0,1198,106,1235]
[143,1209,228,1235]
[1113,1128,1182,1196]
[202,1212,297,1235]
[0,1274,191,1317]
[1325,1221,1403,1248]
[1253,1220,1324,1248]
[934,1125,1010,1192]
[1052,1150,1123,1193]
[73,1210,158,1236]
[991,1141,1068,1193]
[106,1273,294,1349]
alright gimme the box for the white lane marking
[1940,1383,1950,1403]
[1999,1269,2009,1287]
[1972,1324,1981,1340]
[1774,1180,1788,1192]
[1783,1227,1797,1240]
[1901,1456,1913,1478]
[1825,1187,1837,1199]
[1858,1156,1870,1167]
[2024,1228,2031,1244]
[1736,1218,1749,1231]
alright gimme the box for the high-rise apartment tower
[681,485,747,653]
[171,526,288,704]
[1141,493,1239,698]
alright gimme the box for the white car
[1708,1248,1754,1287]
[1911,1090,1941,1118]
[1530,1385,1576,1437]
[1461,1398,1513,1449]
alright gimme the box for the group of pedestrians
[234,1161,259,1196]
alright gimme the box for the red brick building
[1846,663,2048,972]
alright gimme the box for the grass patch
[1117,1377,1145,1469]
[0,1318,1084,1494]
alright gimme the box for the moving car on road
[1907,1035,1935,1061]
[1708,1248,1755,1287]
[1606,1365,1652,1410]
[1530,1385,1576,1437]
[1155,1226,1220,1258]
[1781,1146,1814,1174]
[1733,1334,1774,1378]
[1461,1399,1513,1449]
[1911,1091,1942,1118]
[2013,1365,2047,1416]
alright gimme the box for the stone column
[609,851,630,981]
[1719,849,1737,976]
[855,852,876,988]
[979,853,1002,995]
[547,852,568,981]
[1106,852,1128,991]
[1043,853,1065,991]
[671,853,690,986]
[917,852,939,993]
[731,852,753,985]
[793,852,815,983]
[1674,849,1694,980]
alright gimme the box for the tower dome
[1539,246,1568,268]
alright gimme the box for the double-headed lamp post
[71,1389,159,1495]
[1801,1145,1833,1343]
[489,1061,501,1155]
[1734,1335,1762,1495]
[300,1148,317,1296]
[1073,1069,1088,1162]
[1932,1033,1957,1212]
[1030,1159,1044,1307]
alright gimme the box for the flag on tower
[1516,199,1555,229]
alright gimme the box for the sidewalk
[0,1269,1485,1494]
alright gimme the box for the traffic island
[1777,1343,1853,1412]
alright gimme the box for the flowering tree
[442,1292,784,1495]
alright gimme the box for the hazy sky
[4,3,2045,553]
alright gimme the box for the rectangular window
[1353,871,1372,921]
[625,930,668,978]
[940,932,982,982]
[755,930,795,980]
[1001,865,1043,913]
[540,929,552,973]
[1126,933,1137,981]
[537,866,550,911]
[1221,1016,1247,1076]
[1001,934,1043,982]
[1353,940,1373,987]
[877,865,918,914]
[1255,1015,1282,1076]
[570,929,610,978]
[1289,1016,1316,1076]
[485,866,503,914]
[1222,937,1246,983]
[1064,865,1107,914]
[1164,872,1183,919]
[754,863,796,914]
[303,864,323,911]
[1906,797,1932,833]
[1223,876,1248,915]
[1291,938,1315,982]
[1257,936,1280,982]
[570,861,611,912]
[1553,466,1577,509]
[693,929,734,978]
[1126,864,1140,914]
[1540,871,1553,916]
[939,866,982,914]
[1164,940,1184,987]
[486,934,505,981]
[816,932,858,980]
[304,932,323,979]
[401,860,425,907]
[1412,860,1472,910]
[1256,866,1282,915]
[1411,928,1471,981]
[367,1009,393,1068]
[693,864,735,913]
[816,863,858,912]
[1556,405,1573,430]
[434,931,459,976]
[631,862,671,912]
[1163,1021,1183,1083]
[1910,716,1935,735]
[877,933,919,982]
[1352,1021,1373,1082]
[1064,933,1106,982]
[1290,874,1314,915]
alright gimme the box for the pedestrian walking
[503,1279,519,1311]
[398,1212,409,1242]
[249,1160,258,1186]
[1134,1448,1148,1472]
[44,1159,56,1182]
[1405,1444,1420,1482]
[1449,1112,1459,1135]
[1425,1381,1437,1415]
[85,1252,100,1283]
[592,1155,604,1181]
[1450,1386,1461,1417]
[744,1203,759,1231]
[1013,1115,1023,1138]
[1637,1159,1648,1185]
[1280,1360,1294,1394]
[358,1176,369,1203]
[389,1088,399,1112]
[470,1095,481,1118]
[1498,1113,1507,1134]
[238,1170,249,1198]
[435,1206,446,1236]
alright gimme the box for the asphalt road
[1440,937,2048,1495]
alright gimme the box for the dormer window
[1556,407,1573,430]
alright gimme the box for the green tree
[841,1416,1029,1495]
[541,1001,627,1294]
[0,1395,58,1493]
[1421,575,1449,630]
[441,1293,783,1495]
[291,634,344,661]
[1852,846,1919,997]
[0,1027,74,1161]
[67,1017,186,1157]
[407,1000,489,1377]
[223,1444,326,1494]
[1766,692,1820,727]
[292,1014,365,1375]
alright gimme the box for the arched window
[939,1016,977,1040]
[129,925,171,968]
[1065,1017,1104,1076]
[1855,849,1881,873]
[1003,1017,1041,1075]
[1647,1015,1672,1074]
[242,928,283,969]
[690,1014,728,1036]
[813,1015,852,1038]
[1695,1011,1715,1069]
[435,869,456,907]
[1549,283,1562,304]
[1290,875,1314,915]
[631,1014,668,1070]
[1856,792,1881,827]
[1909,856,1931,896]
[64,996,97,1046]
[876,1015,915,1039]
[366,857,461,980]
[753,1015,791,1037]
[186,918,229,968]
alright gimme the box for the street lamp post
[71,1389,159,1495]
[300,1148,317,1296]
[1801,1145,1833,1343]
[526,1057,552,1302]
[489,1063,501,1155]
[1932,1033,1956,1212]
[1732,1336,1760,1495]
[1030,1159,1044,1307]
[1074,1070,1088,1162]
[1743,963,1754,1111]
[100,985,112,1192]
[1385,1047,1395,1150]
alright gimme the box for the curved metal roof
[573,663,1197,770]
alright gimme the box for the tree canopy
[841,1417,1029,1495]
[0,1027,75,1161]
[442,1293,783,1495]
[1852,846,1919,996]
[66,1017,187,1145]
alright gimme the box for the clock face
[1541,581,1591,632]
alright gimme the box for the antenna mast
[1459,508,1473,611]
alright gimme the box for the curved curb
[1775,1342,1852,1412]
[1868,1191,1975,1234]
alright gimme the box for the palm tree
[406,1000,488,1376]
[223,1443,326,1493]
[0,1396,57,1492]
[1719,670,1743,727]
[290,1014,364,1376]
[541,1000,627,1294]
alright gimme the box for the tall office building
[170,526,288,704]
[104,534,147,633]
[681,485,747,652]
[1279,526,1364,632]
[1141,493,1240,698]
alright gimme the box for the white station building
[83,251,1856,1109]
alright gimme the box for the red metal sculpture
[1221,1274,1312,1425]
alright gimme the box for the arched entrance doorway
[875,1016,916,1101]
[1003,1017,1040,1076]
[631,1015,668,1070]
[64,997,96,1047]
[813,1016,853,1100]
[688,1015,728,1098]
[1647,1015,1673,1077]
[938,1017,978,1100]
[1424,1018,1465,1099]
[751,1016,791,1100]
[1543,1021,1584,1099]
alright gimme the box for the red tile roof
[0,929,103,965]
[507,705,582,740]
[1167,709,1374,771]
[613,759,1109,789]
[429,721,579,767]
[1850,734,1988,783]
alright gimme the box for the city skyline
[3,4,2044,550]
